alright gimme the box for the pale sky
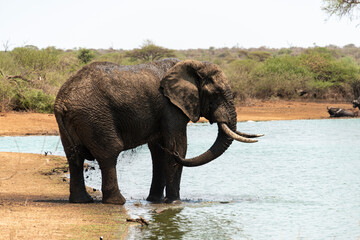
[0,0,359,50]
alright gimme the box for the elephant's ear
[160,60,203,122]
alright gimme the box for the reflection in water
[126,201,248,240]
[140,208,186,240]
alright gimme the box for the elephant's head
[352,97,360,110]
[160,60,262,167]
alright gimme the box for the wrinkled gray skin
[327,107,358,117]
[54,58,260,205]
[352,97,360,110]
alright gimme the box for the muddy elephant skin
[54,58,261,204]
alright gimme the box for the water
[0,135,63,155]
[1,119,359,239]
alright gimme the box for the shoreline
[0,100,357,136]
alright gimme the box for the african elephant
[54,58,262,205]
[327,107,358,117]
[352,97,360,109]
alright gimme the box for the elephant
[54,58,262,205]
[327,107,358,117]
[352,97,360,110]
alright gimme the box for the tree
[125,41,176,62]
[322,0,360,19]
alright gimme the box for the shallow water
[1,119,359,239]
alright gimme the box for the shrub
[250,56,312,99]
[125,43,176,62]
[247,51,272,62]
[0,52,18,75]
[225,59,259,100]
[97,52,125,65]
[13,88,55,113]
[260,55,311,76]
[299,49,360,98]
[11,46,60,74]
[77,48,95,64]
[0,77,16,111]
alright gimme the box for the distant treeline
[1,44,360,113]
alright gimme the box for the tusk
[219,123,258,143]
[235,130,264,138]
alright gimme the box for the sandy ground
[0,100,357,239]
[235,100,356,121]
[0,152,128,239]
[0,112,58,136]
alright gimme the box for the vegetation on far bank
[1,42,360,113]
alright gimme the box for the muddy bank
[0,152,128,239]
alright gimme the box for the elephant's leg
[163,154,185,203]
[161,107,188,203]
[163,135,187,204]
[67,149,94,203]
[99,159,126,205]
[147,141,166,203]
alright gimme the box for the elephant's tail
[54,106,82,167]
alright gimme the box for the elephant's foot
[69,191,94,203]
[102,191,126,205]
[146,195,164,203]
[163,197,181,204]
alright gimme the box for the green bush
[11,46,60,74]
[77,48,95,64]
[125,43,176,62]
[0,47,67,112]
[97,52,125,65]
[0,52,18,75]
[0,77,16,111]
[225,59,258,100]
[226,56,314,100]
[253,56,312,98]
[298,48,360,98]
[13,88,55,113]
[247,51,272,62]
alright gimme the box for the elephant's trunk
[172,122,233,167]
[172,97,259,167]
